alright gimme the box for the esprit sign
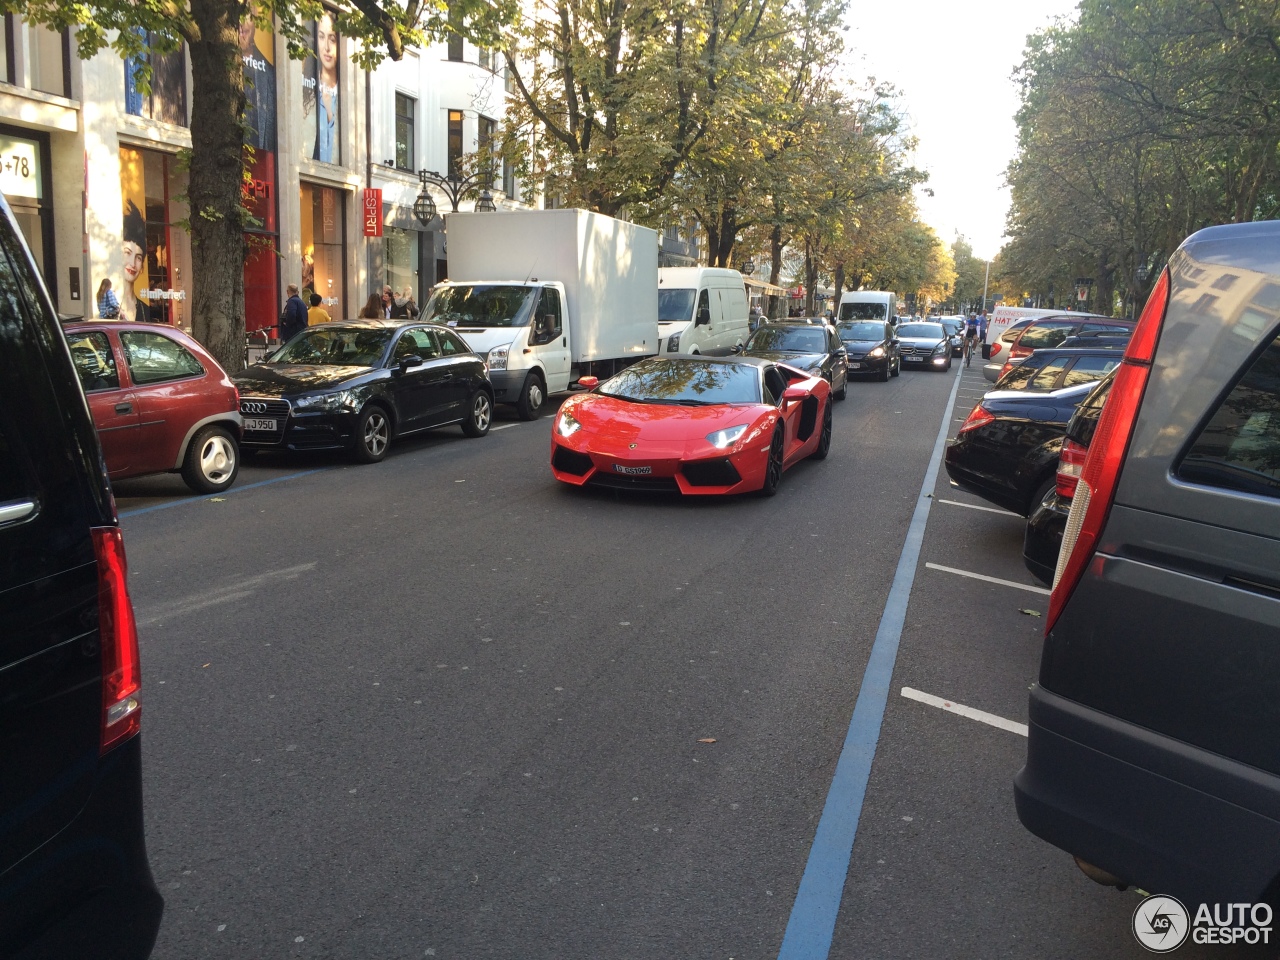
[362,188,382,237]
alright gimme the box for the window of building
[447,109,464,178]
[447,3,463,61]
[395,93,415,171]
[124,30,188,125]
[478,116,495,187]
[30,25,68,98]
[502,157,515,198]
[478,47,494,71]
[385,226,419,306]
[0,17,13,85]
[300,182,345,318]
[503,61,514,94]
[119,146,191,326]
[1178,329,1280,499]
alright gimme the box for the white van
[837,290,898,325]
[658,268,751,355]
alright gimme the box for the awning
[744,277,788,296]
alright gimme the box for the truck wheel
[181,425,239,494]
[462,390,493,437]
[516,372,546,421]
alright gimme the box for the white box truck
[422,209,659,419]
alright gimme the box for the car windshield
[837,322,885,341]
[269,327,393,366]
[897,323,945,339]
[940,321,961,335]
[598,358,762,405]
[422,284,537,328]
[839,301,888,322]
[659,289,696,323]
[747,326,827,353]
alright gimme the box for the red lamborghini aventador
[549,356,832,496]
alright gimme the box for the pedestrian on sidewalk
[279,283,308,342]
[358,293,383,319]
[308,292,331,326]
[96,278,120,319]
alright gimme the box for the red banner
[362,188,382,237]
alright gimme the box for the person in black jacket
[279,283,308,343]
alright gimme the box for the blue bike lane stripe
[777,366,965,960]
[117,468,330,519]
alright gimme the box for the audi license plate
[614,464,652,475]
[244,417,278,432]
[851,362,863,369]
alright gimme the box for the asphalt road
[114,361,1273,959]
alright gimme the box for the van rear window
[1179,331,1280,498]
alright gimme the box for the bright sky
[844,0,1081,261]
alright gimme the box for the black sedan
[233,320,494,462]
[836,319,900,380]
[943,348,1122,516]
[938,318,965,357]
[1022,371,1113,585]
[742,322,848,399]
[894,321,952,371]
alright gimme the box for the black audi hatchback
[1017,221,1280,909]
[234,320,495,462]
[836,319,900,380]
[0,198,162,956]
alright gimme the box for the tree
[10,0,513,371]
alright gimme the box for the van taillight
[92,526,142,754]
[990,342,1003,357]
[1047,268,1169,633]
[1056,439,1088,498]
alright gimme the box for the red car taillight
[1010,342,1033,359]
[1055,438,1088,499]
[990,342,1003,357]
[999,361,1013,379]
[92,526,142,754]
[958,403,995,434]
[1047,268,1169,633]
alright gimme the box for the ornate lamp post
[412,168,497,226]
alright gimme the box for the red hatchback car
[63,321,242,493]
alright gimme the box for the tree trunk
[803,237,817,315]
[704,218,722,268]
[767,222,783,318]
[712,206,736,267]
[831,262,845,320]
[189,0,249,372]
[1094,254,1115,317]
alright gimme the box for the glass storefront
[300,182,345,317]
[119,146,190,326]
[240,12,279,333]
[0,128,53,291]
[384,226,419,305]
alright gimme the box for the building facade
[0,12,527,334]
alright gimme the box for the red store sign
[362,188,382,237]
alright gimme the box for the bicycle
[963,331,979,367]
[243,325,277,368]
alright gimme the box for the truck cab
[422,280,570,420]
[657,267,750,356]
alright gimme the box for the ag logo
[1133,895,1190,952]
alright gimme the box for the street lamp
[412,168,497,226]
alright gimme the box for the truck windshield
[659,289,696,323]
[423,285,537,328]
[839,302,888,322]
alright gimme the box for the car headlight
[706,424,748,449]
[667,333,681,353]
[556,409,582,437]
[293,389,355,412]
[488,345,508,371]
[933,342,948,354]
[868,346,885,358]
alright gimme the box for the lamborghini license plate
[614,464,652,475]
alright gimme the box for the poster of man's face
[239,12,277,152]
[301,11,340,164]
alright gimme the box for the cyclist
[963,312,980,366]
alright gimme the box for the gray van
[1016,220,1280,909]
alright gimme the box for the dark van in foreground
[0,197,161,958]
[1015,220,1280,909]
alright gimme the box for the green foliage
[1003,0,1280,315]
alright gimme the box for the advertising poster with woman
[118,149,151,323]
[240,8,281,334]
[301,12,340,164]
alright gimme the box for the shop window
[395,93,415,171]
[30,25,68,98]
[385,226,419,306]
[119,146,191,326]
[124,30,188,125]
[300,183,345,318]
[447,110,463,178]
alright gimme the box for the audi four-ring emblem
[241,401,269,414]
